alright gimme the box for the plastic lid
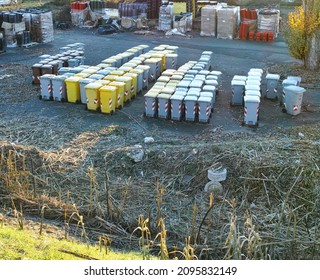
[80,78,96,83]
[249,68,263,73]
[85,82,102,89]
[136,65,150,70]
[282,79,298,85]
[245,85,260,91]
[245,90,261,97]
[65,76,82,82]
[100,85,117,91]
[198,96,212,102]
[206,80,218,86]
[203,85,216,92]
[157,76,171,83]
[246,80,260,85]
[200,92,213,97]
[157,93,171,99]
[211,70,222,76]
[190,80,204,87]
[266,73,280,80]
[144,91,158,98]
[170,94,184,101]
[52,75,67,81]
[233,75,247,81]
[244,95,260,103]
[283,85,306,94]
[161,87,175,95]
[194,75,206,81]
[184,95,198,101]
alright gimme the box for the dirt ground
[1,23,320,259]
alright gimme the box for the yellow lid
[85,82,103,89]
[65,76,82,82]
[110,70,125,76]
[93,80,110,86]
[100,85,117,91]
[109,81,125,86]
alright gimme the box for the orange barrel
[268,32,274,42]
[32,63,42,84]
[262,32,268,42]
[99,85,117,114]
[124,72,138,98]
[115,76,132,102]
[109,81,125,109]
[85,82,102,111]
[136,65,150,90]
[256,32,261,42]
[248,31,255,40]
[129,68,144,94]
[65,76,82,103]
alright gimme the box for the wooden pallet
[20,42,38,48]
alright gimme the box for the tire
[282,108,287,113]
[39,95,42,100]
[61,98,66,103]
[49,96,53,101]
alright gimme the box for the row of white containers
[231,69,305,126]
[144,51,223,123]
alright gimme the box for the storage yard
[1,1,320,260]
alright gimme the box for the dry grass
[0,122,319,259]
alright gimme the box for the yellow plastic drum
[99,85,117,114]
[65,76,82,103]
[85,82,102,111]
[124,72,138,98]
[109,81,125,109]
[115,76,132,102]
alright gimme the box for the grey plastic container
[200,91,215,108]
[144,59,157,82]
[202,85,216,95]
[231,80,245,106]
[243,95,260,126]
[198,96,212,123]
[184,95,198,122]
[52,75,67,102]
[136,65,150,90]
[165,54,178,70]
[40,74,55,100]
[144,91,158,118]
[266,73,280,99]
[205,79,219,87]
[170,94,185,121]
[283,85,305,116]
[80,78,96,104]
[281,79,298,105]
[157,93,171,119]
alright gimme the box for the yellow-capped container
[115,76,132,102]
[123,62,138,69]
[109,70,125,76]
[118,66,133,73]
[80,68,97,75]
[104,75,119,82]
[102,58,117,67]
[151,53,166,72]
[92,79,110,86]
[109,81,125,109]
[96,63,112,69]
[124,72,138,98]
[65,76,82,103]
[99,85,117,114]
[75,72,90,78]
[85,82,102,111]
